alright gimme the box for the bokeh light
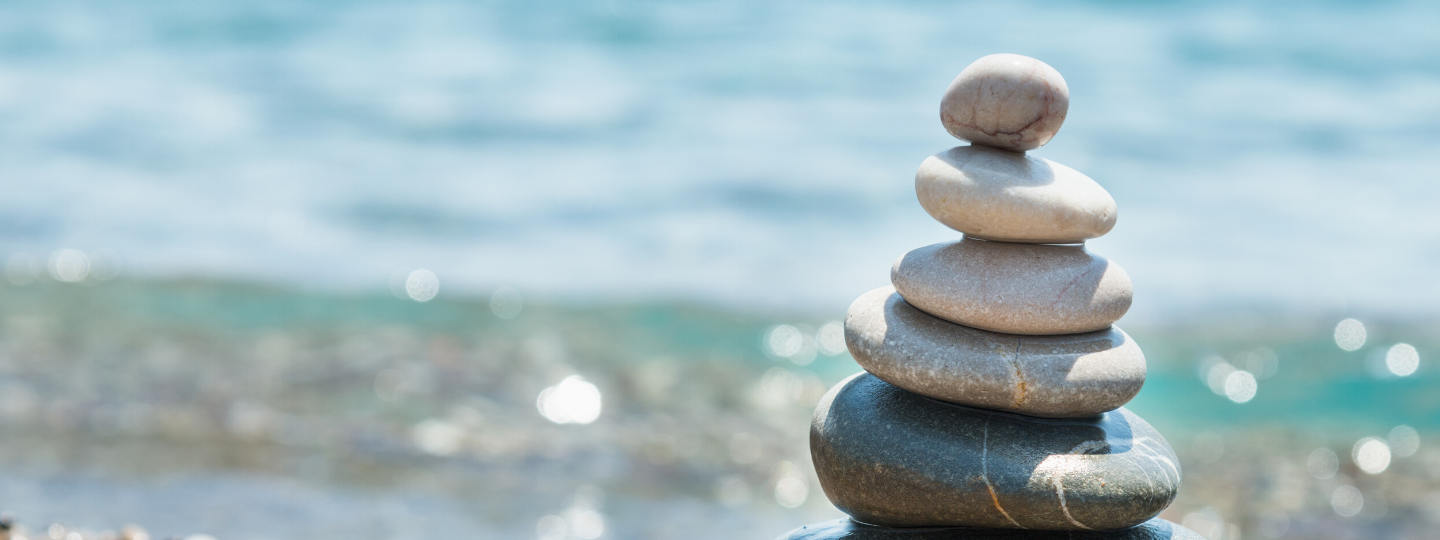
[490,286,524,319]
[771,461,808,509]
[1384,343,1419,376]
[815,321,846,356]
[1180,508,1236,540]
[560,507,605,540]
[1331,485,1363,517]
[763,325,818,365]
[412,419,464,456]
[536,515,567,540]
[1352,437,1391,474]
[1388,425,1420,457]
[48,249,89,283]
[1200,356,1234,395]
[1334,318,1366,351]
[405,269,440,302]
[1223,370,1257,403]
[537,376,602,425]
[766,325,802,358]
[1307,448,1339,479]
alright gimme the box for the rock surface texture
[939,54,1069,152]
[916,145,1116,243]
[778,54,1199,539]
[845,287,1144,418]
[812,373,1179,530]
[891,239,1132,335]
[777,518,1203,540]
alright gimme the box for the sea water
[0,0,1439,320]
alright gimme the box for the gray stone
[812,373,1179,530]
[915,145,1116,244]
[777,518,1202,540]
[845,287,1144,418]
[891,239,1132,335]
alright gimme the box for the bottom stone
[812,373,1179,529]
[777,518,1202,540]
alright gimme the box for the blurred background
[0,0,1437,539]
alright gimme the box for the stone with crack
[939,54,1069,152]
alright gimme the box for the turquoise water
[0,0,1438,319]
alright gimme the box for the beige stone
[916,145,1116,243]
[940,54,1068,152]
[891,238,1131,335]
[846,287,1144,417]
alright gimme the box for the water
[0,0,1438,319]
[0,279,1433,538]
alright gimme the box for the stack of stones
[779,55,1202,540]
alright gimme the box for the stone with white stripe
[811,373,1179,530]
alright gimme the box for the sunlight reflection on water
[1334,318,1367,351]
[1385,343,1419,376]
[537,376,602,425]
[1352,437,1392,475]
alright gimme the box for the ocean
[1,0,1440,319]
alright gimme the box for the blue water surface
[0,0,1438,319]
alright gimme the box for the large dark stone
[776,518,1202,540]
[812,373,1179,530]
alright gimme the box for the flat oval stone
[891,239,1132,335]
[812,373,1180,530]
[916,145,1116,244]
[939,54,1069,152]
[777,518,1202,540]
[846,287,1144,418]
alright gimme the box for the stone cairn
[778,55,1202,540]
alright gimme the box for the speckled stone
[891,239,1132,335]
[777,518,1202,540]
[939,54,1069,152]
[916,145,1116,244]
[845,287,1144,418]
[812,373,1179,530]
